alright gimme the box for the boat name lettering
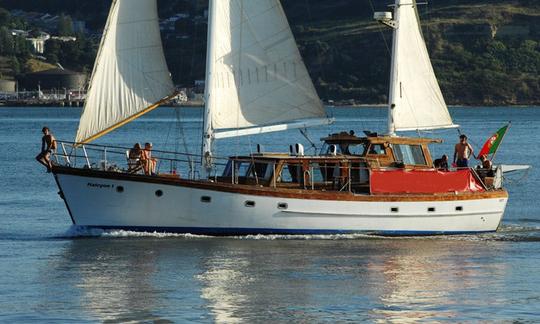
[87,182,112,189]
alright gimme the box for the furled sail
[206,0,326,130]
[75,0,175,144]
[388,0,456,132]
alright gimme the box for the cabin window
[351,162,369,184]
[247,162,274,181]
[222,161,274,181]
[368,144,386,155]
[277,202,288,209]
[312,163,336,182]
[278,163,302,183]
[245,200,256,207]
[393,144,426,165]
[236,162,251,177]
[222,161,232,176]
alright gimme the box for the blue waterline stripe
[85,226,495,236]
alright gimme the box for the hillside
[1,0,540,105]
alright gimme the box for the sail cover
[76,0,174,143]
[389,0,455,132]
[206,0,326,130]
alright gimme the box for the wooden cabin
[215,132,456,194]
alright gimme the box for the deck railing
[52,140,230,180]
[51,141,498,192]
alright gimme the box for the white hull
[54,171,507,235]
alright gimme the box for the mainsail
[76,0,175,144]
[205,0,326,131]
[388,0,456,133]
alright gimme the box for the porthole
[278,202,288,210]
[391,207,399,213]
[428,207,436,212]
[116,186,124,193]
[245,200,256,207]
[201,196,211,203]
[155,190,163,197]
[456,206,463,212]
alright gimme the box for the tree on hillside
[57,14,74,36]
[0,8,10,27]
[0,27,14,55]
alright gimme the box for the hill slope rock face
[284,0,540,105]
[1,0,539,105]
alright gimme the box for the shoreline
[1,103,539,109]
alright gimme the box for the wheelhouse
[217,134,447,193]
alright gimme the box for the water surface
[0,107,539,322]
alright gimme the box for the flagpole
[490,121,511,163]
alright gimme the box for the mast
[387,0,401,136]
[201,0,217,178]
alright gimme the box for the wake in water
[59,224,540,242]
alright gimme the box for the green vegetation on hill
[1,0,540,105]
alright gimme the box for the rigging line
[176,107,194,176]
[235,0,245,158]
[299,128,318,154]
[247,134,259,185]
[157,104,177,172]
[368,0,392,56]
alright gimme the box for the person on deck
[479,154,494,177]
[142,142,157,175]
[35,126,56,172]
[129,143,142,159]
[453,134,474,168]
[127,143,143,173]
[434,154,449,171]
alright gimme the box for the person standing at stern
[453,134,475,168]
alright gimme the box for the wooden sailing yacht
[51,0,508,235]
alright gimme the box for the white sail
[388,0,456,133]
[206,0,326,130]
[76,0,175,144]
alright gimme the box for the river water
[0,107,539,322]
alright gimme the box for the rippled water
[1,107,539,322]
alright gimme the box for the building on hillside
[26,32,50,54]
[51,36,77,42]
[10,29,29,37]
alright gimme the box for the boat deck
[50,140,506,201]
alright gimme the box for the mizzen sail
[206,0,326,130]
[388,0,456,133]
[76,0,175,144]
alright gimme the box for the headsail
[76,0,175,144]
[388,0,456,133]
[205,0,326,131]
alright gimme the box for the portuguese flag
[479,124,509,158]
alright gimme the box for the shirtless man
[453,134,474,168]
[35,126,56,172]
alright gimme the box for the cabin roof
[321,132,442,145]
[232,154,365,162]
